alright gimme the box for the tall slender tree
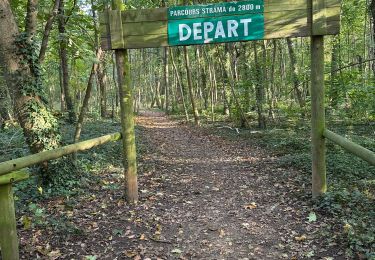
[58,0,76,122]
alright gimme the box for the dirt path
[132,112,344,260]
[19,112,345,259]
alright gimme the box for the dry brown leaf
[295,235,307,242]
[123,250,137,257]
[244,202,257,209]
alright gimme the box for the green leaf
[85,256,97,260]
[305,250,315,258]
[308,212,317,222]
[171,248,182,254]
[112,229,123,236]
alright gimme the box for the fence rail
[0,132,122,177]
[0,132,122,260]
[323,129,375,166]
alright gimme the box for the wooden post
[112,0,138,203]
[0,184,19,260]
[311,0,327,197]
[0,171,29,260]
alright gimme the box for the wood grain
[100,0,341,49]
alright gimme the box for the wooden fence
[0,124,374,260]
[323,129,375,165]
[0,132,122,260]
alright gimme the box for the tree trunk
[58,0,76,122]
[370,0,375,77]
[0,83,11,128]
[39,0,60,63]
[97,63,108,118]
[0,0,61,155]
[253,42,266,129]
[198,47,209,110]
[203,47,216,122]
[268,40,277,119]
[164,47,170,113]
[25,0,38,41]
[223,44,249,128]
[286,38,306,117]
[330,37,340,108]
[74,64,97,143]
[183,46,200,125]
[171,48,189,121]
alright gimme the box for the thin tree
[183,46,200,125]
[58,0,76,122]
[286,38,306,117]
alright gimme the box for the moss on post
[112,0,138,204]
[311,35,327,197]
[0,171,29,186]
[0,183,19,260]
[311,0,327,198]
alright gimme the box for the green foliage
[14,32,45,98]
[21,201,84,236]
[260,126,375,258]
[23,100,61,149]
[318,188,375,259]
[213,122,374,258]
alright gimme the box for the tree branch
[38,0,60,63]
[330,58,375,74]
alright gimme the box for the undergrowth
[1,113,373,257]
[0,118,134,236]
[207,115,375,259]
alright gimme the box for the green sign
[168,1,264,46]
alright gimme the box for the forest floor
[13,111,363,259]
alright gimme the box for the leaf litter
[17,111,347,259]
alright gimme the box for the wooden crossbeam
[100,0,341,50]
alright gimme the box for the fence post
[0,171,29,260]
[112,0,138,203]
[311,0,327,197]
[0,183,19,260]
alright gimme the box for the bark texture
[287,38,306,116]
[58,0,76,122]
[0,0,61,155]
[183,46,200,126]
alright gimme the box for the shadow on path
[18,111,345,259]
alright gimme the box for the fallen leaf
[219,229,225,238]
[112,229,123,236]
[48,250,61,260]
[123,250,137,257]
[343,223,352,233]
[308,212,317,222]
[155,224,162,235]
[244,202,257,209]
[171,248,182,254]
[295,235,307,241]
[36,246,49,256]
[305,250,315,258]
[22,216,32,230]
[85,255,98,260]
